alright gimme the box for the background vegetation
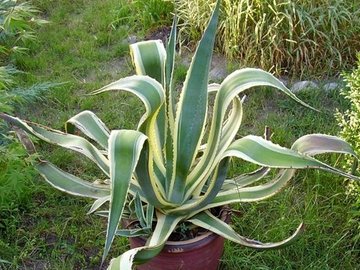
[336,54,360,246]
[0,0,53,114]
[0,0,59,266]
[0,0,359,269]
[176,0,360,78]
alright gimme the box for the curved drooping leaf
[187,68,316,195]
[225,135,322,168]
[107,212,184,270]
[130,40,166,85]
[0,113,110,175]
[87,195,111,214]
[102,130,147,263]
[65,110,110,150]
[222,167,271,190]
[200,133,360,210]
[224,135,359,178]
[189,210,304,249]
[90,75,164,131]
[188,133,356,208]
[204,169,296,210]
[169,0,221,204]
[292,133,359,173]
[36,161,110,199]
[130,40,168,151]
[90,75,166,173]
[292,133,357,156]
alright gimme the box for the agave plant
[1,1,359,269]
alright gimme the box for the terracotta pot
[128,208,231,270]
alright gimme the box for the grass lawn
[0,0,359,269]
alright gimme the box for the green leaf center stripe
[189,211,304,249]
[187,68,316,192]
[186,95,243,198]
[167,158,229,216]
[107,213,184,270]
[163,18,178,194]
[225,135,322,168]
[134,142,173,208]
[90,75,166,172]
[148,152,172,205]
[130,40,166,85]
[165,17,177,116]
[222,167,270,190]
[0,113,110,175]
[65,110,110,150]
[37,161,110,199]
[169,0,221,204]
[148,212,184,246]
[91,75,164,126]
[198,169,297,212]
[103,130,147,263]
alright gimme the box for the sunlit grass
[176,0,360,78]
[222,88,358,269]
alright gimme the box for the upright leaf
[169,0,221,203]
[164,16,177,193]
[165,16,177,115]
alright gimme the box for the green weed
[110,0,173,35]
[336,53,360,246]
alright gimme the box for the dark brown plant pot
[128,208,231,270]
